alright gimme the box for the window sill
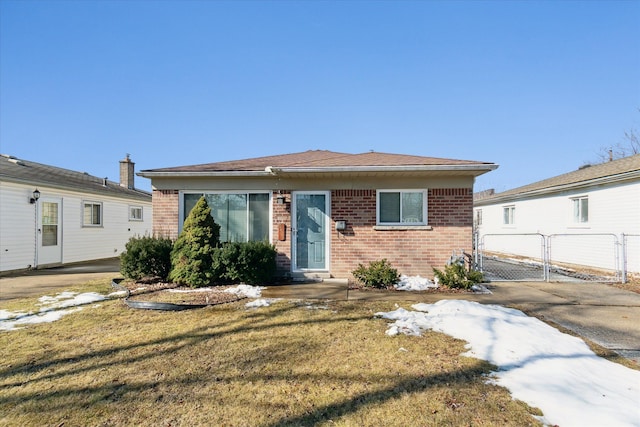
[373,225,432,231]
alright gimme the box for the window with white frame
[83,201,102,226]
[183,192,270,242]
[503,205,515,225]
[572,196,588,223]
[129,206,143,221]
[377,190,427,225]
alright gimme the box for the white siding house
[0,154,152,273]
[474,155,640,275]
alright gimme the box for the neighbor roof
[0,154,151,201]
[475,154,640,205]
[139,150,497,177]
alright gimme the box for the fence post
[622,234,627,284]
[543,235,550,282]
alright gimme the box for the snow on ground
[2,282,639,426]
[394,275,438,291]
[376,300,640,427]
[0,291,107,331]
[224,284,266,299]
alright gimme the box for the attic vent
[7,158,24,166]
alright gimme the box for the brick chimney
[119,154,135,189]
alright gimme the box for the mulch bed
[121,280,245,305]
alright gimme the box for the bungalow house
[138,150,497,280]
[474,154,640,277]
[0,154,152,273]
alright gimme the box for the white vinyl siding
[0,181,152,272]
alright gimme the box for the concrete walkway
[1,261,638,366]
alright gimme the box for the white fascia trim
[137,171,273,178]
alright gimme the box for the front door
[38,198,62,266]
[292,192,329,271]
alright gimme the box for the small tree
[169,196,221,287]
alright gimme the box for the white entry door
[38,198,62,266]
[292,192,329,271]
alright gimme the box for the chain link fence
[477,232,629,283]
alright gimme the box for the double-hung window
[83,201,102,227]
[377,190,427,225]
[183,192,270,242]
[503,205,515,225]
[572,196,588,223]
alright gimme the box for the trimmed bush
[213,241,277,285]
[120,235,173,281]
[352,259,400,288]
[433,262,484,290]
[169,196,221,288]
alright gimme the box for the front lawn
[0,279,541,426]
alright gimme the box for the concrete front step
[290,272,332,282]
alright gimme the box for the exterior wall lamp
[30,188,41,204]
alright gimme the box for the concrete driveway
[1,261,638,366]
[0,258,121,300]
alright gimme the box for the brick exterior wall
[271,191,292,276]
[151,187,473,280]
[330,188,473,279]
[152,189,180,239]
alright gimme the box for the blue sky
[1,0,638,193]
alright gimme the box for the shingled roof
[139,150,497,177]
[0,154,151,202]
[475,154,640,205]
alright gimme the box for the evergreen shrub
[433,262,484,290]
[351,259,400,288]
[213,241,277,285]
[169,196,221,287]
[120,235,173,281]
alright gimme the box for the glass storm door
[293,192,329,271]
[38,198,62,266]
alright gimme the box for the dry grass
[0,280,543,427]
[609,278,640,294]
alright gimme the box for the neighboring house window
[83,201,102,226]
[572,196,589,223]
[503,205,515,225]
[129,206,143,221]
[183,192,270,242]
[377,190,426,225]
[475,209,483,226]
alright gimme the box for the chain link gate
[476,233,622,282]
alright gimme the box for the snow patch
[375,299,640,427]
